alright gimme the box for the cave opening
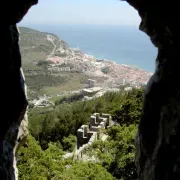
[1,0,178,180]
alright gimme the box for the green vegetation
[55,93,85,105]
[40,73,88,96]
[86,125,137,180]
[62,135,77,152]
[49,92,83,104]
[49,96,64,103]
[37,60,51,67]
[18,136,114,180]
[18,88,144,179]
[25,72,89,99]
[101,66,110,74]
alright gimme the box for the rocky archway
[0,1,38,179]
[0,0,179,180]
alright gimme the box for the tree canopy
[18,87,144,179]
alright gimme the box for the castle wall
[77,113,111,150]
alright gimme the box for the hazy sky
[20,0,141,26]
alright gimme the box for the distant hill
[19,26,151,100]
[19,27,68,69]
[19,27,90,99]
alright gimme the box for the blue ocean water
[26,24,157,73]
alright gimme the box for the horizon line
[18,22,140,27]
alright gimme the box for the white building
[86,79,96,88]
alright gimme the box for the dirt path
[46,35,57,60]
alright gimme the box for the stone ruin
[62,113,111,161]
[77,113,111,150]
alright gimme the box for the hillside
[18,88,143,180]
[19,27,69,65]
[19,27,151,100]
[17,27,146,180]
[19,27,92,99]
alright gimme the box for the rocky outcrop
[0,1,38,180]
[125,0,180,179]
[0,67,28,180]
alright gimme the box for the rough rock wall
[0,26,28,180]
[125,0,180,179]
[0,1,38,180]
[0,83,28,180]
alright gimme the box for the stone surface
[0,1,38,180]
[125,0,180,179]
[77,113,111,149]
[63,113,111,161]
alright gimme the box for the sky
[20,0,141,26]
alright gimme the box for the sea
[21,24,157,73]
